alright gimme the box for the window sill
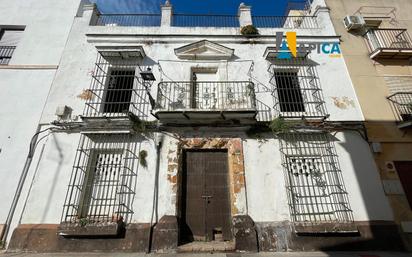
[58,222,123,237]
[294,222,359,235]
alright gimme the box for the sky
[89,0,293,16]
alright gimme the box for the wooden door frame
[168,138,248,243]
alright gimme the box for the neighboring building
[0,0,87,247]
[326,0,412,250]
[0,0,405,253]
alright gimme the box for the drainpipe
[1,126,51,245]
[147,132,164,253]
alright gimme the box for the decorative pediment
[174,40,234,60]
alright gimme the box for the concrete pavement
[1,252,411,257]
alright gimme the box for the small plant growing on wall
[139,150,148,168]
[241,25,259,36]
[269,117,292,134]
[79,218,89,227]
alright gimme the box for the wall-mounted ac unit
[343,15,365,31]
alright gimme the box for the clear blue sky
[90,0,296,16]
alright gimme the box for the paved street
[1,252,411,257]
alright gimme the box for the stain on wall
[331,96,355,109]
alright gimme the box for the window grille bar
[0,46,16,65]
[83,53,150,120]
[387,92,412,123]
[279,132,354,225]
[268,58,327,119]
[61,134,141,225]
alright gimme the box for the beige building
[326,0,412,250]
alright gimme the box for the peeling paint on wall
[331,96,355,109]
[77,89,93,100]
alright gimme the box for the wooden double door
[180,150,232,242]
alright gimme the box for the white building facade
[1,0,405,252]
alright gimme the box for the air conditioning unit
[343,15,365,31]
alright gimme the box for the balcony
[0,46,16,65]
[387,92,412,128]
[365,29,412,59]
[154,81,257,124]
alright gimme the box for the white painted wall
[244,131,394,223]
[11,1,393,241]
[0,0,83,244]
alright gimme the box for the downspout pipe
[147,132,163,253]
[1,126,51,245]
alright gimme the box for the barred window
[83,52,150,119]
[0,28,24,65]
[61,133,141,227]
[279,133,354,226]
[269,58,327,119]
[274,70,305,112]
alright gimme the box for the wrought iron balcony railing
[95,14,161,27]
[387,92,412,124]
[172,14,240,27]
[92,13,318,29]
[252,15,318,29]
[155,81,256,112]
[0,46,16,65]
[365,29,412,59]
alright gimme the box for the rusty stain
[77,89,93,100]
[331,96,355,109]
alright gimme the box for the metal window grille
[0,46,15,64]
[61,133,141,225]
[269,58,327,119]
[279,132,354,225]
[83,53,150,119]
[387,92,412,122]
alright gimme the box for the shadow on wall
[318,130,405,251]
[40,133,64,223]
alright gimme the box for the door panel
[193,72,219,109]
[182,150,232,242]
[394,161,412,209]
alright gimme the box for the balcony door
[192,71,219,109]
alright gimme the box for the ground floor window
[279,132,354,225]
[61,133,141,226]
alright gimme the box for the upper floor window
[0,28,24,65]
[274,70,305,113]
[83,49,151,120]
[269,58,327,120]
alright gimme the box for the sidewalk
[1,252,411,257]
